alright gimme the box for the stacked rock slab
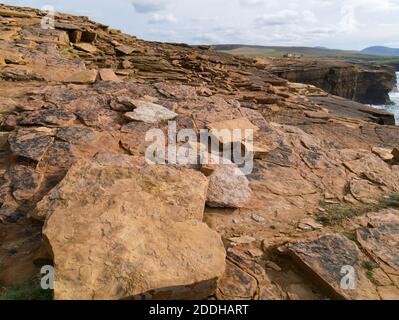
[35,154,226,300]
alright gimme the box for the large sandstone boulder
[37,154,226,300]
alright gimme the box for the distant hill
[362,46,399,57]
[212,45,399,70]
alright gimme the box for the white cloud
[254,10,299,27]
[339,5,359,33]
[254,9,318,27]
[131,0,168,13]
[148,13,177,24]
[239,0,265,6]
[2,0,399,50]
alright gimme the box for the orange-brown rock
[1,3,399,300]
[38,155,225,300]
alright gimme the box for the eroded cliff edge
[259,57,396,105]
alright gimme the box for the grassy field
[213,45,399,69]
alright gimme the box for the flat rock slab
[207,118,259,144]
[372,147,394,161]
[99,68,121,82]
[5,165,43,201]
[19,109,77,127]
[73,42,97,53]
[216,260,257,300]
[39,155,225,300]
[125,100,178,124]
[115,45,134,55]
[357,223,399,282]
[63,69,98,84]
[8,128,54,162]
[284,234,379,300]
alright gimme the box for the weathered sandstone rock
[207,118,258,144]
[73,42,97,53]
[8,128,54,162]
[284,234,379,300]
[206,165,252,208]
[98,68,121,82]
[125,101,178,123]
[37,155,226,300]
[357,221,399,285]
[115,45,134,55]
[372,147,394,161]
[63,69,98,84]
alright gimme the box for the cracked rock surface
[1,4,399,300]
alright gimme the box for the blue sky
[2,0,399,50]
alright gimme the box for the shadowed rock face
[263,58,396,105]
[1,4,399,300]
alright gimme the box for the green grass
[316,193,399,226]
[362,261,376,282]
[0,277,53,300]
[345,231,360,245]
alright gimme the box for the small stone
[270,105,280,113]
[206,165,252,208]
[121,59,132,69]
[64,69,98,84]
[198,87,212,96]
[372,147,394,161]
[98,69,121,82]
[6,165,43,201]
[298,218,323,230]
[73,42,97,53]
[115,45,134,55]
[125,101,178,124]
[251,213,265,223]
[247,248,263,258]
[229,236,256,245]
[207,118,259,144]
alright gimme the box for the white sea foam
[371,72,399,125]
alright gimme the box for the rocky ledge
[1,4,399,300]
[258,57,396,105]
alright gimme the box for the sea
[371,71,399,125]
